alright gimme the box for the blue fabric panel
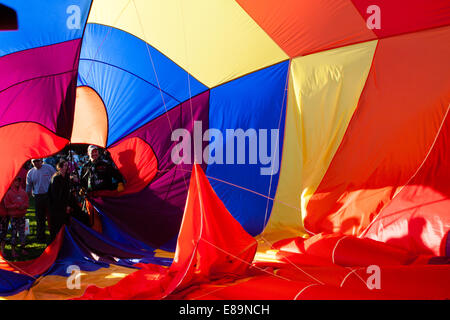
[80,24,207,102]
[99,208,174,264]
[99,209,155,253]
[207,61,289,236]
[68,214,171,268]
[77,61,180,146]
[45,226,108,277]
[78,23,208,145]
[100,212,174,264]
[0,268,34,296]
[0,0,91,57]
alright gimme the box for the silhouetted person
[26,158,55,243]
[79,145,125,229]
[48,160,73,242]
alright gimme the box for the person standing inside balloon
[79,145,125,229]
[80,145,125,195]
[26,158,55,243]
[4,177,29,258]
[48,160,77,242]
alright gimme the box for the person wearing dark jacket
[79,145,125,231]
[80,145,125,196]
[48,160,73,242]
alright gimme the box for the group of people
[0,145,125,258]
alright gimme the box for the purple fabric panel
[94,91,210,248]
[0,39,81,137]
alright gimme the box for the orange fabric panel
[96,137,158,197]
[306,26,450,235]
[71,86,108,147]
[77,164,257,299]
[236,0,376,57]
[0,123,68,201]
[362,108,450,256]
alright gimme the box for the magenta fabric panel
[0,39,81,137]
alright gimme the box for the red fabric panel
[273,233,414,267]
[182,233,449,299]
[182,276,314,300]
[181,263,450,299]
[362,109,450,256]
[163,164,257,295]
[95,137,158,197]
[306,26,450,236]
[295,283,390,300]
[75,164,448,300]
[351,0,450,38]
[0,123,68,201]
[332,236,414,266]
[341,265,450,299]
[179,275,383,300]
[77,164,257,299]
[275,251,335,267]
[237,0,376,57]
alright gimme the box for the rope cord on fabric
[358,104,450,238]
[0,0,130,297]
[74,1,334,297]
[262,59,291,229]
[258,236,325,285]
[131,0,190,192]
[84,0,132,84]
[5,1,326,299]
[178,0,196,131]
[159,167,302,213]
[162,167,330,291]
[90,3,331,297]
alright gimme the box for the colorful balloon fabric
[0,0,449,300]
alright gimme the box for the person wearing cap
[80,145,125,195]
[79,146,125,230]
[4,176,29,258]
[26,158,56,243]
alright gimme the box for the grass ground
[2,197,49,262]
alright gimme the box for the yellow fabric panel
[0,289,34,300]
[87,0,288,88]
[263,40,378,241]
[154,249,175,259]
[1,265,137,300]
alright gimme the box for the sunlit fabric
[0,0,449,300]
